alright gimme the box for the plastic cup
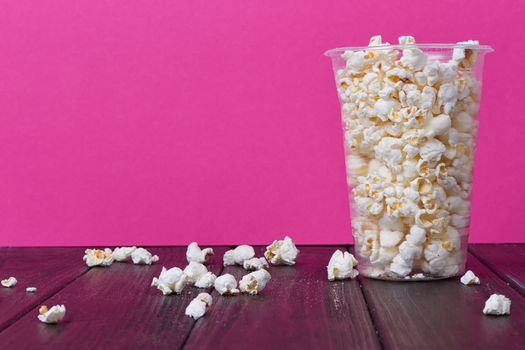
[325,42,493,280]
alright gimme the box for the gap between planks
[347,244,386,350]
[178,246,232,349]
[469,245,525,298]
[0,269,90,334]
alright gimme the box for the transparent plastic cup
[325,42,493,281]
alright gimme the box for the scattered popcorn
[327,250,359,281]
[151,266,187,295]
[242,257,269,271]
[223,245,256,266]
[483,294,511,316]
[239,270,271,295]
[183,262,217,288]
[264,236,300,266]
[1,277,17,288]
[329,35,488,279]
[83,248,114,267]
[26,287,37,293]
[460,270,480,285]
[112,246,137,262]
[131,248,159,265]
[194,272,217,289]
[214,274,239,296]
[185,293,213,320]
[38,305,66,324]
[186,242,214,264]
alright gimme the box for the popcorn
[131,248,159,265]
[452,111,475,132]
[239,269,272,295]
[483,294,511,316]
[438,83,458,114]
[112,246,137,262]
[243,257,269,271]
[327,250,359,281]
[398,241,422,262]
[399,36,427,71]
[425,114,451,137]
[389,255,413,277]
[374,137,404,173]
[419,139,446,162]
[264,236,300,266]
[460,270,480,285]
[26,287,37,293]
[453,40,480,68]
[331,35,484,279]
[183,262,209,284]
[374,99,397,119]
[38,305,66,324]
[186,242,214,264]
[151,266,188,295]
[185,293,213,320]
[406,226,427,245]
[379,230,404,248]
[214,274,240,296]
[1,277,17,288]
[223,245,255,266]
[183,262,217,289]
[83,248,114,267]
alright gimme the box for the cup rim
[324,43,494,57]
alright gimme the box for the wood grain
[184,246,380,350]
[0,247,226,349]
[0,247,87,331]
[360,251,525,349]
[470,244,525,296]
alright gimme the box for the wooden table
[0,245,524,349]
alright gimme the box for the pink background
[1,0,523,246]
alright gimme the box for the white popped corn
[151,266,187,295]
[185,293,213,320]
[38,305,66,324]
[242,257,269,271]
[239,270,271,295]
[460,270,480,285]
[327,250,359,281]
[83,248,114,267]
[483,294,511,315]
[1,277,17,288]
[186,242,214,264]
[264,236,300,266]
[131,248,159,265]
[223,245,255,266]
[214,274,240,296]
[112,246,137,262]
[183,262,217,288]
[26,287,37,293]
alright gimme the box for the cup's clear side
[329,47,491,281]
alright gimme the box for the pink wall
[1,0,524,246]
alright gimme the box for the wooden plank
[0,246,226,349]
[0,247,88,331]
[470,244,525,296]
[184,246,381,350]
[359,251,525,350]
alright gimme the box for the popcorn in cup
[325,36,492,281]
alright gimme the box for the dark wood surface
[184,246,380,350]
[470,244,525,296]
[0,247,87,332]
[0,245,524,349]
[359,251,525,350]
[0,247,226,349]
